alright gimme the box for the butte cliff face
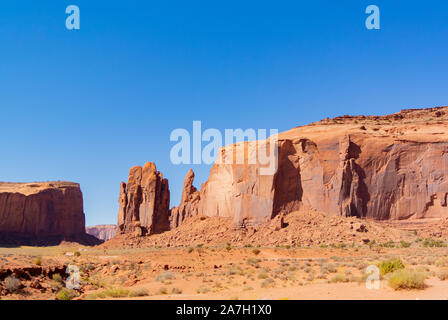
[0,182,89,241]
[171,107,448,226]
[117,162,170,236]
[86,224,117,241]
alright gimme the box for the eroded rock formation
[86,224,117,241]
[172,106,448,226]
[0,182,86,237]
[117,162,170,236]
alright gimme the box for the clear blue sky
[1,1,447,226]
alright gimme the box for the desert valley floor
[2,212,448,300]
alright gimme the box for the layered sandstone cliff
[0,181,90,241]
[117,162,170,235]
[86,224,117,241]
[172,106,448,226]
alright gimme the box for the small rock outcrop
[117,162,170,236]
[86,224,117,241]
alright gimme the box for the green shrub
[52,273,63,283]
[56,288,77,300]
[34,257,42,266]
[400,241,411,248]
[422,238,447,248]
[102,288,130,298]
[388,269,426,290]
[378,258,405,276]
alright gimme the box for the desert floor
[1,240,448,300]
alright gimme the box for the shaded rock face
[172,106,448,226]
[0,182,86,237]
[117,162,170,236]
[86,224,117,241]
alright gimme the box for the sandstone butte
[0,181,99,245]
[86,224,117,241]
[117,106,448,237]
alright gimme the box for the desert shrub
[155,271,175,282]
[422,238,447,248]
[252,249,261,256]
[225,243,232,251]
[196,285,211,294]
[257,271,269,279]
[260,278,275,288]
[52,273,63,283]
[437,269,448,281]
[388,269,426,290]
[171,287,182,294]
[102,288,130,298]
[34,257,42,266]
[128,288,149,297]
[56,288,77,300]
[226,265,244,276]
[329,274,349,283]
[379,241,395,248]
[4,276,21,293]
[247,258,260,268]
[74,251,81,257]
[156,287,168,295]
[378,258,405,276]
[400,241,411,248]
[187,247,194,253]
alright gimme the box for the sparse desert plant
[129,288,150,297]
[52,273,63,283]
[56,288,77,300]
[252,249,261,255]
[388,269,426,290]
[34,257,42,266]
[4,276,21,293]
[74,251,81,257]
[196,285,211,294]
[155,271,175,283]
[422,238,447,248]
[260,278,275,288]
[437,269,448,281]
[102,287,130,298]
[187,247,194,253]
[378,258,405,276]
[329,273,349,283]
[257,271,269,279]
[156,287,168,295]
[171,287,182,294]
[400,241,411,248]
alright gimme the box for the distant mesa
[0,181,101,245]
[86,224,117,241]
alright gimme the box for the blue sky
[0,1,447,226]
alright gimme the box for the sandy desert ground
[2,236,448,300]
